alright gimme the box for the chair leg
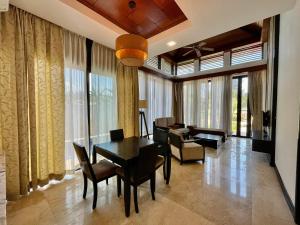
[150,173,156,200]
[83,173,88,199]
[117,175,121,197]
[92,182,98,209]
[163,156,167,180]
[106,178,108,185]
[133,186,139,213]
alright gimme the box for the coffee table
[193,133,222,149]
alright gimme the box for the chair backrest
[73,142,95,180]
[133,144,158,182]
[153,128,169,144]
[110,129,124,142]
[169,132,182,149]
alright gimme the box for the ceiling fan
[182,42,214,58]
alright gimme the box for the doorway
[232,75,251,137]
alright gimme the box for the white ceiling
[10,0,296,57]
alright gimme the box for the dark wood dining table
[92,136,153,217]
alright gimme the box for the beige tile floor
[2,138,296,225]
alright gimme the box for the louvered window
[231,43,263,65]
[161,58,172,74]
[177,60,194,75]
[146,56,159,69]
[200,53,224,71]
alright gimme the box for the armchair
[169,130,205,165]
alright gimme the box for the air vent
[0,0,9,12]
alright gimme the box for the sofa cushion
[167,117,175,126]
[155,118,168,127]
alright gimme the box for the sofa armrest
[175,123,185,128]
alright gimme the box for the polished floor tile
[3,138,296,225]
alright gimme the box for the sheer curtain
[90,43,117,143]
[210,76,225,129]
[138,70,173,134]
[64,31,89,171]
[183,77,225,129]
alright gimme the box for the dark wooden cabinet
[252,131,272,153]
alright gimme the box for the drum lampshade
[115,34,148,67]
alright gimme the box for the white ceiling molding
[10,0,296,57]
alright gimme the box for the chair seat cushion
[92,159,117,181]
[183,142,203,149]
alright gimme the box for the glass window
[146,56,159,69]
[200,53,224,71]
[177,60,194,75]
[231,43,263,65]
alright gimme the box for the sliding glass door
[231,75,251,137]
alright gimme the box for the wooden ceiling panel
[76,0,187,38]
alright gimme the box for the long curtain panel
[90,43,118,144]
[248,70,266,132]
[0,6,65,199]
[173,82,184,123]
[64,31,89,171]
[138,70,173,134]
[117,64,139,138]
[183,77,226,129]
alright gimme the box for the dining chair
[116,144,164,213]
[110,129,124,141]
[153,128,172,184]
[73,142,118,209]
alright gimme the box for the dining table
[93,136,153,217]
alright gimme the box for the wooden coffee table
[193,133,222,149]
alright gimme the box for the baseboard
[274,164,295,217]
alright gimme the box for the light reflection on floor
[3,137,296,225]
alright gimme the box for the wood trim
[270,15,280,167]
[86,38,93,158]
[139,66,173,80]
[274,164,295,217]
[173,64,267,82]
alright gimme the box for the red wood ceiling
[76,0,187,38]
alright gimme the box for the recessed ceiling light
[167,41,176,47]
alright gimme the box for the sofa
[153,117,185,131]
[187,125,227,142]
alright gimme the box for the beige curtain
[0,6,65,199]
[173,82,184,123]
[223,75,232,135]
[248,70,266,133]
[117,64,139,137]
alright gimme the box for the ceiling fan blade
[182,50,194,56]
[201,47,214,51]
[198,42,207,48]
[182,46,194,49]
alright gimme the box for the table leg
[92,146,96,164]
[123,166,131,217]
[166,153,171,184]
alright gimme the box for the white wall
[276,0,300,204]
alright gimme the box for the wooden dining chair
[110,129,124,142]
[73,142,118,209]
[116,144,164,213]
[153,128,172,184]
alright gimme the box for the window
[231,43,263,65]
[161,57,172,75]
[146,56,159,69]
[177,60,194,75]
[200,53,224,71]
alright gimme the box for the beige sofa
[169,130,205,164]
[153,117,185,130]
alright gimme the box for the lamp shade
[115,34,148,67]
[139,100,148,109]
